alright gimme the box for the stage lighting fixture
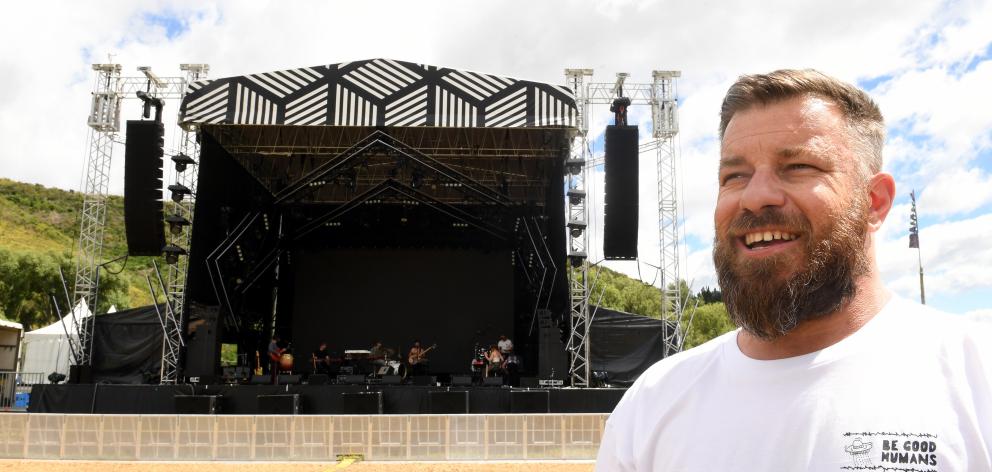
[168,183,192,202]
[171,153,196,172]
[565,158,584,176]
[567,189,586,205]
[165,214,191,236]
[162,244,188,264]
[568,251,587,267]
[567,220,586,238]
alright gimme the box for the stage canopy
[180,59,577,129]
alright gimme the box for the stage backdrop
[289,248,513,374]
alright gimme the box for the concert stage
[28,383,624,415]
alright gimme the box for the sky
[0,0,989,320]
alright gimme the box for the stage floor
[28,384,625,415]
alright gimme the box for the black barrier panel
[123,120,165,256]
[511,389,550,413]
[342,391,382,414]
[429,390,469,414]
[175,395,220,414]
[258,394,300,414]
[604,125,639,260]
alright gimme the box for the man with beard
[596,70,992,471]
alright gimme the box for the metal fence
[0,372,44,412]
[0,413,606,461]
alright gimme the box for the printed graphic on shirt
[841,432,938,472]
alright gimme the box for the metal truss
[72,63,123,366]
[564,69,592,387]
[563,70,684,376]
[72,63,206,378]
[161,64,209,383]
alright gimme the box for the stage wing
[179,58,577,129]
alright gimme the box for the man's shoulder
[620,330,736,402]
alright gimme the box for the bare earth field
[0,460,595,471]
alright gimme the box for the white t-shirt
[596,296,992,472]
[498,338,514,353]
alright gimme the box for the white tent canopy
[19,299,92,376]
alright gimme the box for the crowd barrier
[0,413,607,461]
[0,372,44,411]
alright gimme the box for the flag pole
[909,190,925,304]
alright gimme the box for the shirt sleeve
[595,418,630,471]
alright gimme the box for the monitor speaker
[483,376,503,387]
[429,391,469,413]
[604,125,639,260]
[337,374,366,385]
[123,120,166,256]
[411,375,436,386]
[381,375,402,385]
[342,392,382,414]
[511,390,550,413]
[308,374,330,385]
[257,394,299,414]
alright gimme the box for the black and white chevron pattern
[179,59,577,129]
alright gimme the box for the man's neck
[736,275,891,360]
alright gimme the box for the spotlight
[168,183,192,202]
[565,158,585,176]
[165,214,191,236]
[171,153,196,172]
[162,244,188,264]
[567,189,586,205]
[568,251,587,267]
[567,220,587,238]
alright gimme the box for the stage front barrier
[0,413,607,461]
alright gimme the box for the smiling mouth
[741,230,798,250]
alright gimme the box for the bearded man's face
[714,96,872,340]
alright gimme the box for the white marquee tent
[18,300,99,376]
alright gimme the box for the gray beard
[712,201,870,340]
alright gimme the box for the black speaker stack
[603,125,639,260]
[123,120,166,256]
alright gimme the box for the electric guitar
[408,344,437,365]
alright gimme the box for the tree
[681,302,736,350]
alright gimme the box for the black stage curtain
[589,305,670,387]
[90,305,165,384]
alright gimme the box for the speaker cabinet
[381,375,402,385]
[258,394,300,414]
[308,374,330,385]
[174,395,220,414]
[342,392,382,414]
[429,391,469,413]
[411,375,436,386]
[604,125,639,260]
[123,120,166,256]
[511,390,550,413]
[68,365,92,384]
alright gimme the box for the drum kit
[345,348,408,379]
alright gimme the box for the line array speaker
[123,120,166,256]
[604,125,639,260]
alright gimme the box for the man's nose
[739,168,786,213]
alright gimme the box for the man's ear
[866,172,896,232]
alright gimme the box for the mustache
[725,209,811,235]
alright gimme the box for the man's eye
[787,163,814,171]
[721,173,745,185]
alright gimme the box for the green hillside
[0,178,156,329]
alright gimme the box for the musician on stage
[267,334,287,384]
[408,340,428,376]
[497,335,513,355]
[312,341,331,375]
[484,344,504,378]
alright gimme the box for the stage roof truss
[291,178,510,243]
[180,59,578,131]
[274,130,518,207]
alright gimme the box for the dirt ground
[0,460,595,471]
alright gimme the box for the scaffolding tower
[72,63,207,383]
[563,69,683,386]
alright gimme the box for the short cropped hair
[719,69,885,179]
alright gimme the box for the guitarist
[407,340,435,376]
[267,334,286,384]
